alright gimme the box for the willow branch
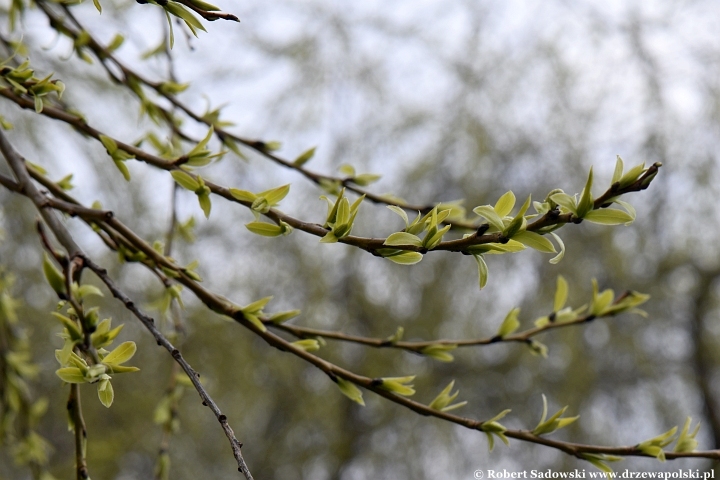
[0,86,661,260]
[38,3,480,227]
[268,306,626,353]
[0,130,254,480]
[2,165,714,466]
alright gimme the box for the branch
[0,86,661,259]
[81,256,254,480]
[39,3,480,228]
[67,384,89,480]
[268,306,625,354]
[0,130,255,480]
[0,128,82,256]
[2,162,714,467]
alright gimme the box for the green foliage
[479,409,511,451]
[239,296,273,332]
[293,146,316,166]
[637,426,678,462]
[673,417,700,453]
[496,307,520,338]
[428,380,467,412]
[319,189,364,243]
[420,344,457,362]
[171,170,212,218]
[0,2,693,477]
[0,57,64,113]
[42,253,66,296]
[230,183,291,214]
[379,375,416,396]
[532,394,579,436]
[335,377,365,406]
[99,135,135,181]
[0,270,55,477]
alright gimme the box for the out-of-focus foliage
[1,0,720,479]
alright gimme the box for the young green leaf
[197,191,211,218]
[241,296,272,315]
[387,205,410,228]
[99,134,118,155]
[229,188,257,203]
[268,310,301,324]
[56,367,86,384]
[352,173,381,186]
[474,254,488,290]
[504,195,531,237]
[245,221,289,237]
[532,394,579,435]
[494,191,516,217]
[637,426,678,462]
[107,34,124,52]
[101,341,137,366]
[259,184,290,207]
[76,284,103,300]
[291,339,320,352]
[384,232,423,247]
[612,155,624,184]
[97,376,114,408]
[338,164,356,177]
[513,231,556,253]
[480,409,511,451]
[583,209,634,225]
[549,192,578,215]
[336,377,365,406]
[527,340,548,357]
[428,380,467,412]
[385,327,404,344]
[673,417,700,453]
[51,313,82,341]
[496,307,520,338]
[384,251,423,265]
[618,161,646,188]
[473,205,505,232]
[590,280,615,316]
[549,232,565,264]
[186,0,221,12]
[379,376,416,396]
[244,314,266,332]
[171,170,200,191]
[42,253,66,296]
[164,2,207,34]
[293,146,316,166]
[580,453,622,475]
[576,167,594,218]
[614,199,636,224]
[423,224,451,249]
[554,276,568,312]
[420,344,457,362]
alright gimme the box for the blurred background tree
[1,0,719,479]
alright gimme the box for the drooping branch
[35,2,489,228]
[0,130,255,480]
[0,145,714,468]
[268,304,633,353]
[0,86,661,261]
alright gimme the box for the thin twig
[67,384,89,480]
[269,310,614,353]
